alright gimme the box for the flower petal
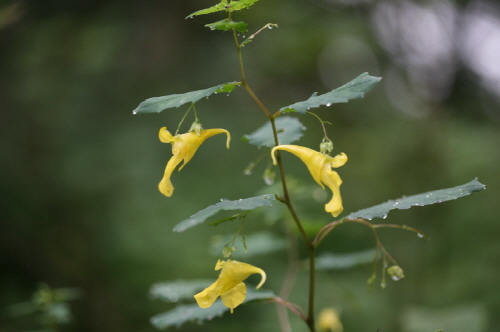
[271,145,328,188]
[329,152,348,168]
[158,154,183,197]
[219,260,266,294]
[177,129,231,171]
[318,308,343,332]
[159,127,174,143]
[321,165,343,217]
[194,279,223,309]
[221,282,246,313]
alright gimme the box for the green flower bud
[320,140,333,154]
[189,121,203,136]
[222,245,235,257]
[387,265,405,281]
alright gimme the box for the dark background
[1,0,499,331]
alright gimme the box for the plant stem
[232,25,316,332]
[306,248,316,332]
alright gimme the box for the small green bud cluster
[387,265,405,281]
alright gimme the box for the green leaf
[150,279,215,303]
[280,73,381,114]
[150,288,275,329]
[133,82,240,114]
[242,116,306,148]
[226,0,261,12]
[173,194,276,232]
[186,0,261,19]
[207,213,246,227]
[206,19,248,33]
[315,249,376,270]
[346,179,486,221]
[186,2,227,19]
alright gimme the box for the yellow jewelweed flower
[271,145,347,217]
[317,308,343,332]
[158,127,230,197]
[194,259,266,313]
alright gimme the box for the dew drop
[391,276,400,281]
[326,103,331,107]
[220,198,229,202]
[132,109,137,114]
[244,169,252,175]
[268,26,273,29]
[417,233,424,238]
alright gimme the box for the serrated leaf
[280,73,381,114]
[186,0,261,19]
[150,288,275,329]
[133,82,240,114]
[150,280,214,303]
[346,179,486,221]
[315,249,376,270]
[242,116,306,148]
[226,0,261,12]
[173,194,276,232]
[186,2,227,19]
[206,19,248,33]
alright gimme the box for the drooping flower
[194,259,266,313]
[317,308,343,332]
[271,145,347,217]
[158,127,230,197]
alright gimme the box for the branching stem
[231,22,316,332]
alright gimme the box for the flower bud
[387,265,405,281]
[189,121,203,136]
[320,140,333,154]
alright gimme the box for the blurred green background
[1,0,499,331]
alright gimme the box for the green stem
[306,248,317,332]
[231,24,316,332]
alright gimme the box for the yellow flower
[317,308,343,332]
[271,145,347,217]
[194,259,266,313]
[158,127,230,197]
